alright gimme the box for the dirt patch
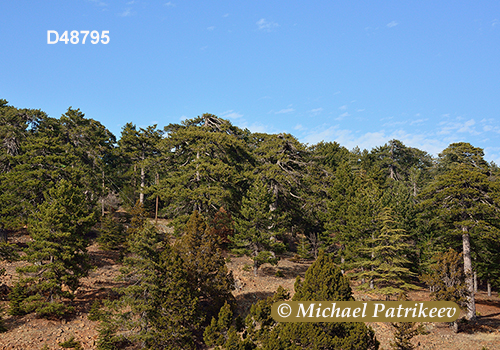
[1,235,500,349]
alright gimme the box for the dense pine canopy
[1,99,500,347]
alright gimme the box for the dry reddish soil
[1,230,500,350]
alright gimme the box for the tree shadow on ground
[260,263,310,279]
[234,291,275,317]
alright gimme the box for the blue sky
[2,1,500,163]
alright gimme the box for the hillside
[1,229,500,350]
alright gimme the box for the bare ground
[0,231,499,350]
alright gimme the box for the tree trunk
[370,234,375,289]
[139,165,145,204]
[341,255,345,275]
[101,170,105,216]
[253,259,259,276]
[155,172,159,223]
[474,271,477,293]
[487,281,492,297]
[462,227,476,321]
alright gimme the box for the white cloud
[119,8,133,17]
[223,13,229,18]
[309,108,323,116]
[275,108,294,114]
[220,110,243,119]
[387,21,398,28]
[294,124,304,130]
[165,2,175,7]
[339,105,347,111]
[257,18,279,31]
[356,108,365,112]
[336,112,350,120]
[89,0,107,6]
[302,127,447,156]
[410,118,428,125]
[438,118,480,136]
[207,26,215,31]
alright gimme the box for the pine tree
[156,114,252,229]
[352,207,418,300]
[232,179,286,276]
[100,222,200,349]
[418,143,500,320]
[420,249,468,309]
[11,179,95,317]
[261,251,379,349]
[117,123,163,205]
[177,211,235,320]
[97,214,125,251]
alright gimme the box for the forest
[1,99,500,349]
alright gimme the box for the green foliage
[0,241,19,261]
[285,251,378,349]
[0,107,115,230]
[390,322,423,350]
[11,179,95,318]
[418,143,500,319]
[420,249,469,309]
[233,179,286,275]
[242,252,379,350]
[177,211,235,320]
[88,300,104,321]
[98,222,200,349]
[156,114,252,229]
[296,234,312,260]
[97,214,125,251]
[117,122,163,206]
[59,336,82,349]
[351,207,418,299]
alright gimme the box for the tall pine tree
[11,179,95,317]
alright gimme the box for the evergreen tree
[177,211,235,320]
[323,161,360,264]
[232,179,286,276]
[418,143,500,320]
[420,249,468,309]
[101,222,200,349]
[11,179,95,317]
[97,214,125,251]
[246,132,310,234]
[351,207,418,300]
[260,251,379,349]
[118,123,163,205]
[156,114,252,229]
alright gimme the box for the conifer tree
[351,207,418,300]
[118,123,163,205]
[11,179,95,317]
[261,251,379,349]
[232,179,286,276]
[177,211,235,319]
[418,143,500,320]
[100,222,200,349]
[97,214,125,252]
[156,114,252,228]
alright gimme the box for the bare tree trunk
[370,233,375,289]
[474,271,478,293]
[462,227,476,321]
[139,166,145,204]
[155,172,159,223]
[487,281,492,297]
[102,170,105,216]
[253,259,259,276]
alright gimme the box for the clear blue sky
[2,1,500,163]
